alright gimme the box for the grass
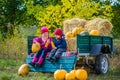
[0,56,120,80]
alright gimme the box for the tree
[111,2,120,37]
[90,0,120,37]
[25,0,113,35]
[0,0,37,38]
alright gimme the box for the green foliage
[0,0,37,38]
[114,39,120,55]
[0,73,11,80]
[0,28,27,59]
[111,4,120,37]
[25,0,113,35]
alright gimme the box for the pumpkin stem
[81,66,84,69]
[60,64,62,70]
[74,64,76,70]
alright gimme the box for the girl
[29,26,55,67]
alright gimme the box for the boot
[28,62,35,66]
[35,62,42,67]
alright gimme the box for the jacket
[55,38,67,49]
[33,36,55,50]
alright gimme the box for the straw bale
[98,19,113,36]
[66,38,76,51]
[63,20,71,34]
[84,18,103,32]
[85,18,113,36]
[63,18,87,34]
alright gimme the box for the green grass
[0,58,120,80]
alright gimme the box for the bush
[114,39,120,55]
[0,28,27,60]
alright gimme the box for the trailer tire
[95,54,109,74]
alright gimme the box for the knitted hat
[54,28,63,36]
[41,26,48,34]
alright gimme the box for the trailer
[25,35,114,74]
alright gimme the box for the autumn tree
[25,0,113,35]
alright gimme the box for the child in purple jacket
[29,26,55,67]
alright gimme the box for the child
[47,28,67,61]
[29,26,55,67]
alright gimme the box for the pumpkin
[72,27,83,37]
[70,65,76,79]
[54,69,67,80]
[18,64,29,76]
[72,27,78,37]
[65,73,75,80]
[77,27,83,34]
[75,68,88,80]
[89,30,99,36]
[70,70,76,77]
[80,31,89,36]
[54,64,67,80]
[65,31,74,39]
[31,43,40,53]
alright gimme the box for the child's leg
[32,49,43,63]
[37,49,49,65]
[53,48,66,59]
[48,49,57,58]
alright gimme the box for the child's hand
[45,39,50,48]
[46,39,50,44]
[35,42,40,47]
[54,47,57,49]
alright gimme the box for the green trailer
[25,35,114,74]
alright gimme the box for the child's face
[55,35,61,39]
[42,32,49,38]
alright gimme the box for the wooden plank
[29,65,73,72]
[25,55,76,64]
[25,55,77,72]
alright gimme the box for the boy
[47,28,67,61]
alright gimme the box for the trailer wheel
[95,54,109,74]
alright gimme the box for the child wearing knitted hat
[29,26,55,67]
[47,28,67,61]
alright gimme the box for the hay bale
[78,19,87,28]
[98,19,113,36]
[66,38,76,51]
[63,18,87,34]
[70,18,81,25]
[63,20,71,34]
[85,18,113,36]
[84,18,103,32]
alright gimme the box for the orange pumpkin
[89,30,99,36]
[18,64,29,76]
[65,31,74,39]
[65,72,75,80]
[72,27,78,37]
[70,70,76,78]
[77,27,83,34]
[31,43,40,53]
[75,68,88,80]
[54,69,67,80]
